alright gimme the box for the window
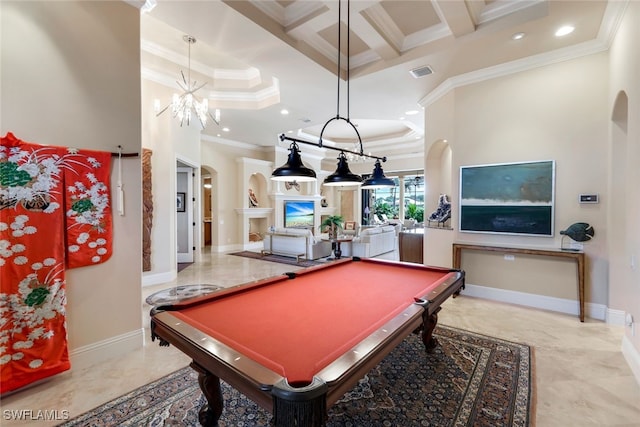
[361,172,424,224]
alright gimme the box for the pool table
[151,257,465,427]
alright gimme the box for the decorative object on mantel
[560,222,594,251]
[284,180,300,191]
[271,0,393,189]
[427,194,451,227]
[154,35,220,128]
[248,188,259,207]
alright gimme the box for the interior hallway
[2,249,640,426]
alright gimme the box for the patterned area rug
[60,326,534,426]
[229,251,326,268]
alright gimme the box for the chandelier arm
[176,80,189,92]
[208,111,220,126]
[155,104,170,117]
[197,115,207,129]
[190,81,207,93]
[279,133,385,162]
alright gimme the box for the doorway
[176,164,194,263]
[202,171,212,246]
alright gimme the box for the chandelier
[156,35,220,128]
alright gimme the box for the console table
[452,243,586,322]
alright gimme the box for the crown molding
[419,37,609,108]
[419,0,627,108]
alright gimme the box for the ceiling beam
[433,0,476,37]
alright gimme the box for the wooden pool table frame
[151,258,465,427]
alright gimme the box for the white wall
[1,1,143,364]
[141,77,202,284]
[425,52,610,309]
[608,0,640,372]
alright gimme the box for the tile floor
[2,249,640,426]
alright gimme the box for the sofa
[262,227,331,260]
[344,224,399,258]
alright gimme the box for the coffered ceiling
[140,0,624,160]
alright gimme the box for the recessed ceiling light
[555,25,575,37]
[405,110,419,116]
[280,109,289,115]
[512,32,525,40]
[222,127,230,132]
[399,117,405,121]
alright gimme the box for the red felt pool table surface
[168,258,458,384]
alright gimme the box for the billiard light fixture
[272,0,393,188]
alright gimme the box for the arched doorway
[609,91,630,310]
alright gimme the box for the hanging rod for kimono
[111,145,139,158]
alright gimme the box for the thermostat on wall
[579,194,599,204]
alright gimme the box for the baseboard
[607,308,627,326]
[211,243,243,253]
[462,283,608,321]
[622,334,640,387]
[142,271,175,287]
[70,328,144,371]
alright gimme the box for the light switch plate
[579,194,599,203]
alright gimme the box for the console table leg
[578,258,585,322]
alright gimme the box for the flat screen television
[284,200,314,228]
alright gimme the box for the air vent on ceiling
[409,65,434,78]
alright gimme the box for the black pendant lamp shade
[323,152,362,186]
[271,142,317,182]
[361,160,395,188]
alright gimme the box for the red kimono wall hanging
[0,132,113,394]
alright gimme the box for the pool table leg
[421,307,442,353]
[191,361,223,427]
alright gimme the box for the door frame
[176,156,200,264]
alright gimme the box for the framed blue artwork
[459,160,555,236]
